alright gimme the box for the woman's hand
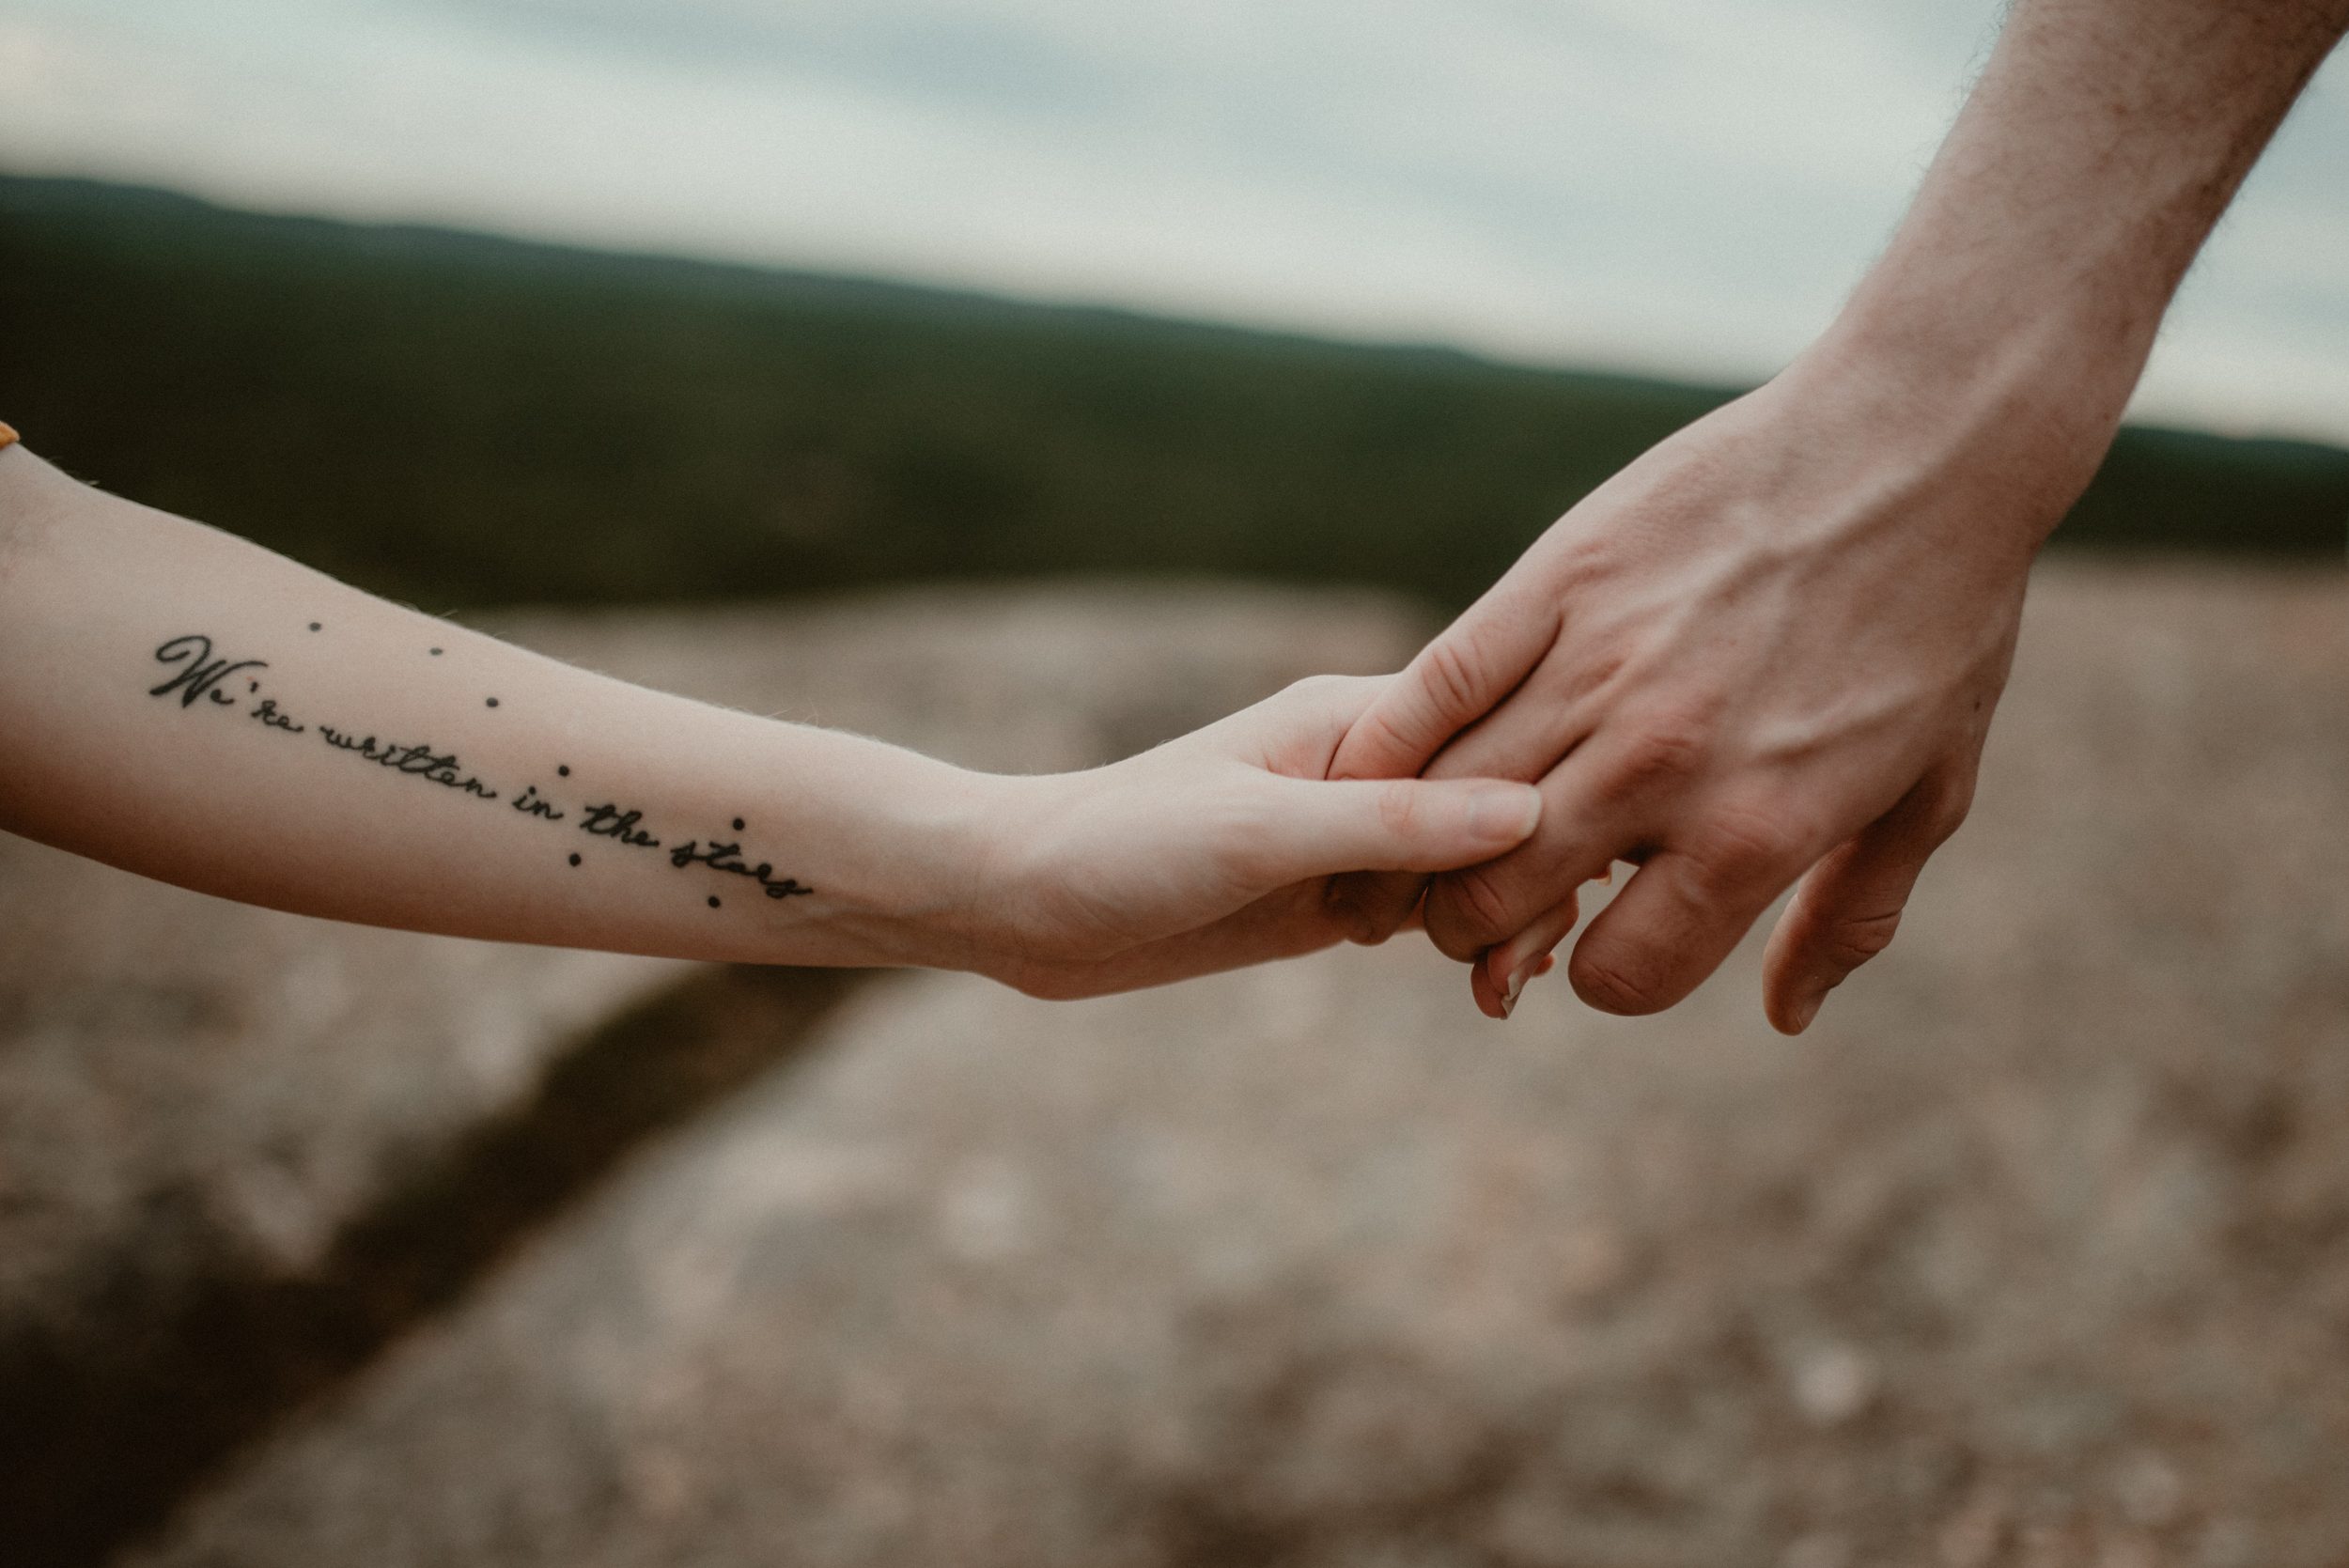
[962,675,1543,1000]
[0,448,1529,991]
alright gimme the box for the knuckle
[1685,802,1810,896]
[1570,945,1669,1016]
[1448,862,1522,939]
[1417,631,1492,723]
[1374,780,1423,840]
[1425,864,1520,957]
[1601,715,1710,801]
[1819,908,1903,973]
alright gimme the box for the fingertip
[1470,960,1508,1019]
[1765,984,1823,1035]
[1469,781,1543,849]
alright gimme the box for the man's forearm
[1823,0,2349,516]
[0,446,996,970]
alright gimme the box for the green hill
[2,176,2342,612]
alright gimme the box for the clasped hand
[1318,344,2091,1031]
[960,343,2099,1026]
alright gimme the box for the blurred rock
[0,832,692,1393]
[1790,1344,1879,1429]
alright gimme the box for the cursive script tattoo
[511,784,565,821]
[150,634,267,708]
[145,632,815,908]
[318,728,499,798]
[251,697,305,733]
[667,839,814,899]
[577,802,660,847]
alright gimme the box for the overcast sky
[5,0,2346,441]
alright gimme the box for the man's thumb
[1258,776,1542,884]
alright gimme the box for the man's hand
[1328,342,2056,1030]
[1331,0,2348,1029]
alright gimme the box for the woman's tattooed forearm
[144,631,815,908]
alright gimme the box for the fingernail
[1501,957,1538,1017]
[1468,784,1542,845]
[1534,954,1557,977]
[1790,990,1824,1033]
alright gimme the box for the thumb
[1328,597,1557,783]
[1251,776,1543,887]
[1762,771,1971,1034]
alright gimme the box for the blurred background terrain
[5,175,2348,617]
[6,0,2349,1563]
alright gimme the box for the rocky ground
[8,566,2349,1568]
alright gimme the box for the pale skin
[1330,0,2349,1030]
[0,445,1544,999]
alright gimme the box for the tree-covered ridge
[3,176,2341,611]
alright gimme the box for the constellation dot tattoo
[708,896,722,908]
[557,765,570,777]
[732,817,745,831]
[307,622,321,632]
[568,853,582,867]
[429,647,443,656]
[485,697,499,708]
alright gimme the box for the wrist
[734,726,1034,975]
[1792,260,2142,551]
[1827,250,2147,440]
[885,764,1077,982]
[873,758,1031,975]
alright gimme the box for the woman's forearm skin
[0,444,1545,997]
[0,446,998,970]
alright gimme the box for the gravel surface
[124,560,2349,1568]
